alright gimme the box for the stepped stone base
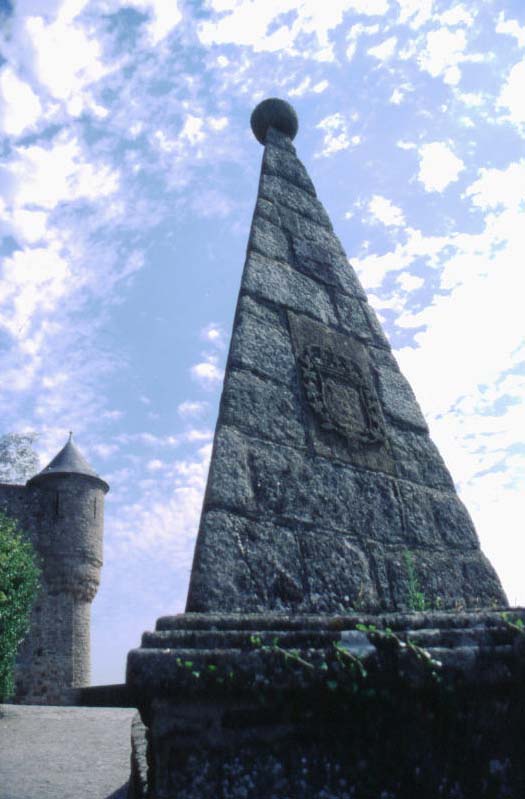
[127,610,525,799]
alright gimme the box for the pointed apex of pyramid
[28,434,109,492]
[250,98,298,145]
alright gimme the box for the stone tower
[127,100,518,799]
[0,435,109,704]
[185,98,506,614]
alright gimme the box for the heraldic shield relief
[288,311,393,473]
[298,344,385,448]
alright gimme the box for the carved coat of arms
[298,345,385,448]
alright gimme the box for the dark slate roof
[29,435,109,491]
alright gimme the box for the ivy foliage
[0,511,40,701]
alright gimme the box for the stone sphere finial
[250,98,298,145]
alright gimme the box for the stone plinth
[127,610,525,799]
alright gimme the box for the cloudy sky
[1,0,524,684]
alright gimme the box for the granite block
[249,216,290,262]
[220,368,307,448]
[263,144,316,196]
[244,251,338,327]
[375,364,429,432]
[387,426,454,489]
[259,173,331,228]
[293,237,367,299]
[230,300,296,385]
[206,426,404,546]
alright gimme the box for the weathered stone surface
[333,294,376,341]
[187,509,380,613]
[301,530,379,612]
[265,125,296,152]
[267,199,343,253]
[186,510,305,612]
[368,344,401,371]
[204,426,404,545]
[220,368,307,448]
[249,216,290,262]
[128,610,525,798]
[184,98,507,614]
[361,301,391,349]
[244,251,338,327]
[250,100,298,145]
[387,426,454,489]
[398,481,479,549]
[288,311,395,474]
[293,237,367,298]
[259,173,331,228]
[375,363,429,431]
[263,141,316,196]
[230,298,296,385]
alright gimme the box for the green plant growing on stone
[356,623,442,682]
[0,511,40,701]
[404,550,428,611]
[500,612,525,635]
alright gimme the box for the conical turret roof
[28,434,109,491]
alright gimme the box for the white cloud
[346,23,379,60]
[208,115,229,131]
[497,61,525,127]
[368,36,397,61]
[437,5,474,27]
[352,226,448,288]
[200,323,226,348]
[313,80,329,93]
[388,83,413,105]
[24,11,107,102]
[465,160,525,211]
[8,209,48,245]
[396,272,424,292]
[180,115,206,145]
[4,132,119,212]
[368,194,405,226]
[289,77,329,97]
[456,91,484,107]
[417,141,464,192]
[110,444,212,567]
[418,27,467,85]
[0,67,42,137]
[396,139,416,150]
[396,0,434,29]
[184,429,213,443]
[191,357,224,389]
[198,0,387,59]
[347,0,389,15]
[0,246,70,339]
[496,12,525,47]
[316,112,354,157]
[178,401,209,418]
[129,0,182,44]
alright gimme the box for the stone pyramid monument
[185,98,505,614]
[127,100,518,799]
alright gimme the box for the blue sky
[0,0,524,684]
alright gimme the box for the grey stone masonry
[186,121,507,614]
[127,610,525,799]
